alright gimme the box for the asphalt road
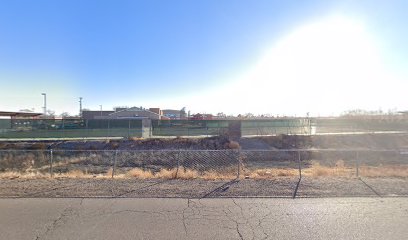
[1,197,407,240]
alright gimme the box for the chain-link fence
[1,149,408,179]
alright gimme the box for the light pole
[41,93,47,116]
[99,105,102,117]
[79,97,83,117]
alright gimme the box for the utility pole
[41,93,47,116]
[79,97,83,117]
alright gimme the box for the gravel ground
[1,177,407,198]
[297,177,375,197]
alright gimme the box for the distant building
[82,110,115,120]
[104,107,161,119]
[162,109,181,119]
[0,111,42,119]
[0,111,43,130]
[190,113,213,120]
[162,108,187,120]
[82,107,190,120]
[82,107,161,120]
[149,108,163,116]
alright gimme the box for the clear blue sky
[1,0,407,116]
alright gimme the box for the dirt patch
[0,136,232,150]
[240,133,408,150]
[2,133,408,151]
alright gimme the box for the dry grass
[106,168,114,177]
[110,142,120,149]
[0,171,49,179]
[55,169,115,179]
[34,157,85,171]
[360,165,408,177]
[302,160,355,178]
[228,141,240,149]
[125,167,236,180]
[176,168,200,179]
[202,170,237,180]
[2,161,407,180]
[58,169,87,178]
[246,168,298,179]
[28,143,48,150]
[129,137,143,141]
[155,168,178,179]
[126,168,154,179]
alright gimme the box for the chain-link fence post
[355,151,359,178]
[175,150,181,179]
[49,149,54,178]
[112,150,118,178]
[142,151,146,171]
[237,149,241,179]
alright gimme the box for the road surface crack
[35,205,75,240]
[181,198,191,235]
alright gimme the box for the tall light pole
[41,93,47,116]
[79,97,83,117]
[99,105,102,117]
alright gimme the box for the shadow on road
[200,179,240,198]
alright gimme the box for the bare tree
[60,112,71,118]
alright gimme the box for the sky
[0,0,407,116]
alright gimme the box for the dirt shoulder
[1,177,407,198]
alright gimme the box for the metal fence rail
[1,149,407,179]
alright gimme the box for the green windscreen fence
[313,118,408,133]
[0,119,144,139]
[0,117,407,139]
[151,120,229,136]
[241,119,312,135]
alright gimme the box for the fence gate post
[112,150,118,178]
[49,149,54,178]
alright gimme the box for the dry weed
[302,160,354,177]
[126,168,154,179]
[110,142,120,149]
[106,168,114,177]
[0,171,48,179]
[360,165,408,177]
[228,141,240,149]
[155,168,178,179]
[246,168,298,179]
[202,170,237,180]
[61,169,86,178]
[129,137,143,141]
[28,143,48,150]
[176,168,199,179]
